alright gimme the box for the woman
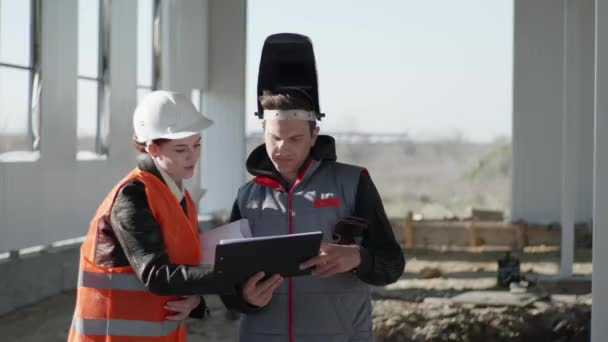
[68,91,238,341]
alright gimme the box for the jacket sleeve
[218,197,265,314]
[352,170,405,286]
[110,180,233,297]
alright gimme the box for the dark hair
[132,134,170,153]
[259,90,317,133]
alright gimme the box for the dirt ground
[374,247,591,342]
[0,247,592,342]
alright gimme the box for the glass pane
[0,0,32,67]
[137,0,154,87]
[77,78,99,153]
[0,66,31,153]
[78,0,100,78]
[191,89,201,111]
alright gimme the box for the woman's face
[148,134,202,182]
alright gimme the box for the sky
[246,0,514,142]
[0,0,514,144]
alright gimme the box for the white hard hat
[133,90,213,143]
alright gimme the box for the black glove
[332,216,368,245]
[189,296,211,319]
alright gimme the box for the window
[191,89,201,112]
[137,0,160,103]
[0,0,41,156]
[77,0,109,158]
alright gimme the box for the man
[221,33,405,342]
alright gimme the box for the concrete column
[561,0,595,277]
[39,0,78,162]
[200,0,247,214]
[159,0,209,93]
[107,0,137,164]
[512,0,566,224]
[158,0,211,202]
[155,0,246,213]
[593,0,608,340]
[513,0,594,236]
[560,0,576,277]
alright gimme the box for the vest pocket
[241,293,288,334]
[337,292,373,336]
[292,293,356,336]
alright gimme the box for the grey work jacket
[236,158,373,342]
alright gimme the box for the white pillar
[159,0,209,93]
[39,0,78,162]
[560,0,576,278]
[512,0,566,224]
[560,0,597,277]
[593,0,608,340]
[157,0,210,202]
[199,0,247,214]
[156,0,246,213]
[107,0,137,164]
[513,0,594,263]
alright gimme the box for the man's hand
[300,242,361,278]
[165,295,202,321]
[242,272,284,307]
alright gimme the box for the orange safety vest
[68,168,201,342]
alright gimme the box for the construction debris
[418,267,443,279]
[373,298,590,342]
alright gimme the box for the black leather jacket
[96,156,230,318]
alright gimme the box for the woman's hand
[165,295,202,321]
[242,272,283,307]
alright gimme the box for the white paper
[200,219,252,266]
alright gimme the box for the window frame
[0,0,42,153]
[136,0,161,98]
[76,0,110,156]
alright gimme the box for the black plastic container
[497,252,521,288]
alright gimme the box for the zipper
[288,189,294,342]
[285,158,314,342]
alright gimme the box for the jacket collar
[246,135,337,188]
[138,155,163,181]
[137,155,185,202]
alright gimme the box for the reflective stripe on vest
[78,270,147,291]
[72,317,180,337]
[69,168,201,342]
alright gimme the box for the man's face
[264,119,318,180]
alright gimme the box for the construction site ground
[0,246,592,342]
